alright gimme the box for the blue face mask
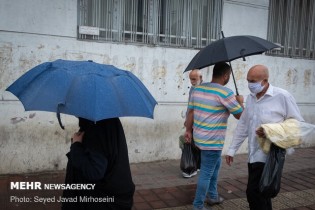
[248,81,264,94]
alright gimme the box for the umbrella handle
[221,31,225,38]
[240,49,246,61]
[57,104,65,130]
[229,62,239,96]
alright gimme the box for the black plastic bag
[259,143,286,198]
[191,139,201,170]
[180,143,197,175]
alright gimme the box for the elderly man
[226,65,304,210]
[182,69,203,178]
[189,69,203,87]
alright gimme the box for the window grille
[267,0,315,59]
[78,0,223,49]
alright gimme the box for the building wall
[0,0,314,174]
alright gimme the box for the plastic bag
[298,121,315,147]
[191,140,201,170]
[257,119,315,153]
[180,143,197,175]
[259,143,286,198]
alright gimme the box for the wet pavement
[0,147,314,210]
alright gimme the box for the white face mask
[248,81,264,94]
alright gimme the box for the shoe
[182,170,197,178]
[192,206,212,210]
[205,196,224,205]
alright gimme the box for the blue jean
[193,150,222,209]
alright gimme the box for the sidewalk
[0,147,314,210]
[131,146,315,210]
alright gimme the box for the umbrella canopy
[6,59,157,128]
[184,34,279,95]
[184,35,279,72]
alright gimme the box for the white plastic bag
[257,119,315,153]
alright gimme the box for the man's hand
[184,131,192,144]
[225,155,234,166]
[256,127,266,138]
[235,95,244,105]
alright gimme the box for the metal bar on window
[196,0,201,48]
[176,0,182,46]
[154,0,159,45]
[166,0,170,45]
[299,0,307,57]
[130,0,134,42]
[184,0,192,47]
[279,0,285,56]
[206,0,211,46]
[291,0,299,57]
[284,0,293,56]
[142,0,147,44]
[312,1,315,59]
[306,0,315,59]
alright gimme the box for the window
[78,0,223,49]
[267,0,315,59]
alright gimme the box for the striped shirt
[188,82,243,150]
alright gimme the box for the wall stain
[125,63,136,71]
[151,59,168,95]
[292,68,298,84]
[37,44,45,49]
[52,157,61,169]
[124,57,136,73]
[304,69,311,88]
[286,69,292,85]
[0,42,13,89]
[11,117,26,124]
[175,63,184,90]
[137,57,144,81]
[286,68,298,86]
[112,55,119,66]
[29,113,36,119]
[19,53,37,73]
[102,54,111,64]
[0,126,10,149]
[74,53,84,60]
[152,60,167,80]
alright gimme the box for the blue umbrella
[6,59,157,129]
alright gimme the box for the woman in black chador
[62,117,135,210]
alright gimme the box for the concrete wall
[0,0,315,174]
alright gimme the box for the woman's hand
[71,131,84,143]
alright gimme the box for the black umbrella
[184,32,279,95]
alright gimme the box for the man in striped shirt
[185,62,243,210]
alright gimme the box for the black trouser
[246,162,272,210]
